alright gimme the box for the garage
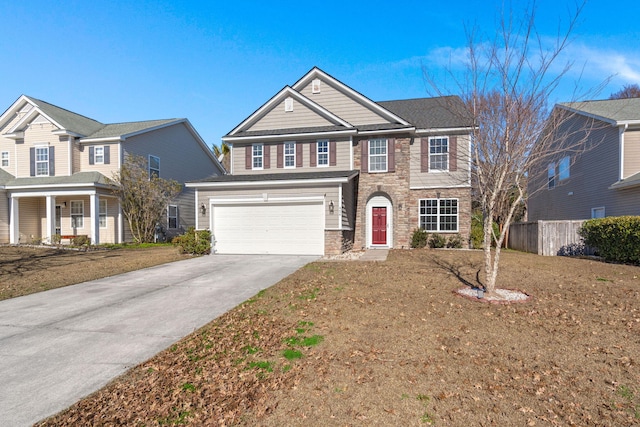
[211,197,325,255]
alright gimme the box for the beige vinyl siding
[15,122,70,178]
[299,80,389,126]
[161,187,196,240]
[341,179,356,230]
[18,197,41,243]
[248,98,333,131]
[409,134,471,188]
[528,116,621,220]
[623,129,640,179]
[78,143,120,176]
[232,139,352,175]
[197,184,340,230]
[0,190,8,243]
[123,122,218,183]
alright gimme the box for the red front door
[372,207,387,245]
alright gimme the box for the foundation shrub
[173,227,211,255]
[579,216,640,264]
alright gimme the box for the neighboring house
[187,67,473,255]
[0,95,224,245]
[528,98,640,221]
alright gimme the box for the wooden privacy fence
[507,220,595,256]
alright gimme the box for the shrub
[429,234,447,248]
[51,234,62,245]
[578,216,640,264]
[173,227,211,255]
[72,235,90,246]
[470,211,500,248]
[411,228,428,248]
[446,234,463,248]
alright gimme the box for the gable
[247,97,334,132]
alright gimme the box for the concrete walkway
[0,254,317,427]
[358,248,389,261]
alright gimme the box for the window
[368,138,387,172]
[312,78,321,93]
[284,97,293,112]
[419,199,458,232]
[252,144,263,169]
[429,137,449,171]
[70,200,84,228]
[168,205,178,229]
[149,155,160,178]
[591,207,605,219]
[99,199,107,228]
[284,142,295,168]
[558,156,570,181]
[36,146,49,176]
[548,163,555,189]
[317,140,329,166]
[94,146,104,164]
[1,151,8,167]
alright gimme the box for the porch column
[90,193,100,245]
[9,196,19,244]
[45,195,55,244]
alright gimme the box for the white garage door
[212,200,325,255]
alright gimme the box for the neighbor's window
[252,144,263,169]
[368,138,388,172]
[95,146,105,164]
[591,207,605,219]
[317,140,329,166]
[149,155,160,178]
[548,163,555,189]
[429,137,449,171]
[558,156,570,181]
[419,199,458,232]
[99,199,107,228]
[284,142,295,168]
[168,205,178,229]
[36,146,49,176]
[70,200,84,228]
[1,151,8,167]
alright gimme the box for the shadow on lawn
[0,247,119,277]
[428,253,485,289]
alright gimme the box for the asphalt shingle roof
[560,98,640,123]
[0,167,14,185]
[377,96,472,129]
[5,171,109,187]
[26,96,105,136]
[193,169,359,183]
[87,119,180,139]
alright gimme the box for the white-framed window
[591,207,605,219]
[368,138,388,172]
[284,142,296,168]
[558,156,570,181]
[419,198,459,232]
[94,146,105,164]
[168,205,178,229]
[149,155,160,178]
[99,199,107,228]
[36,146,49,176]
[548,163,555,189]
[70,200,84,228]
[429,137,449,171]
[317,140,329,166]
[312,78,321,94]
[1,151,8,167]
[252,144,263,169]
[284,97,294,112]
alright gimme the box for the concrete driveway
[0,254,317,426]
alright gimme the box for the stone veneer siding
[324,229,355,255]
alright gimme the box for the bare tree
[427,2,602,295]
[609,84,640,99]
[108,155,182,243]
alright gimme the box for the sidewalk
[358,248,389,261]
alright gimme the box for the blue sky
[1,0,639,149]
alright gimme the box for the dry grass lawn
[3,246,639,426]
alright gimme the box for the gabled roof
[25,96,105,136]
[0,167,14,186]
[83,119,182,140]
[559,98,640,126]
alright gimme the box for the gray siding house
[187,67,473,255]
[528,98,640,221]
[0,95,224,244]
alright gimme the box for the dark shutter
[49,147,55,176]
[264,145,270,169]
[104,146,110,164]
[277,144,283,168]
[310,142,316,167]
[296,143,303,167]
[449,136,457,172]
[387,138,395,172]
[245,146,251,169]
[420,138,429,172]
[89,146,95,165]
[329,141,337,166]
[360,140,368,173]
[30,147,35,176]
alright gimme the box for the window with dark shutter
[329,141,337,166]
[277,144,283,168]
[388,138,395,172]
[245,146,252,169]
[449,136,457,172]
[361,140,368,173]
[89,146,95,165]
[310,142,316,167]
[264,145,270,169]
[420,138,429,172]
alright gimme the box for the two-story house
[528,98,640,221]
[0,95,224,245]
[187,67,473,255]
